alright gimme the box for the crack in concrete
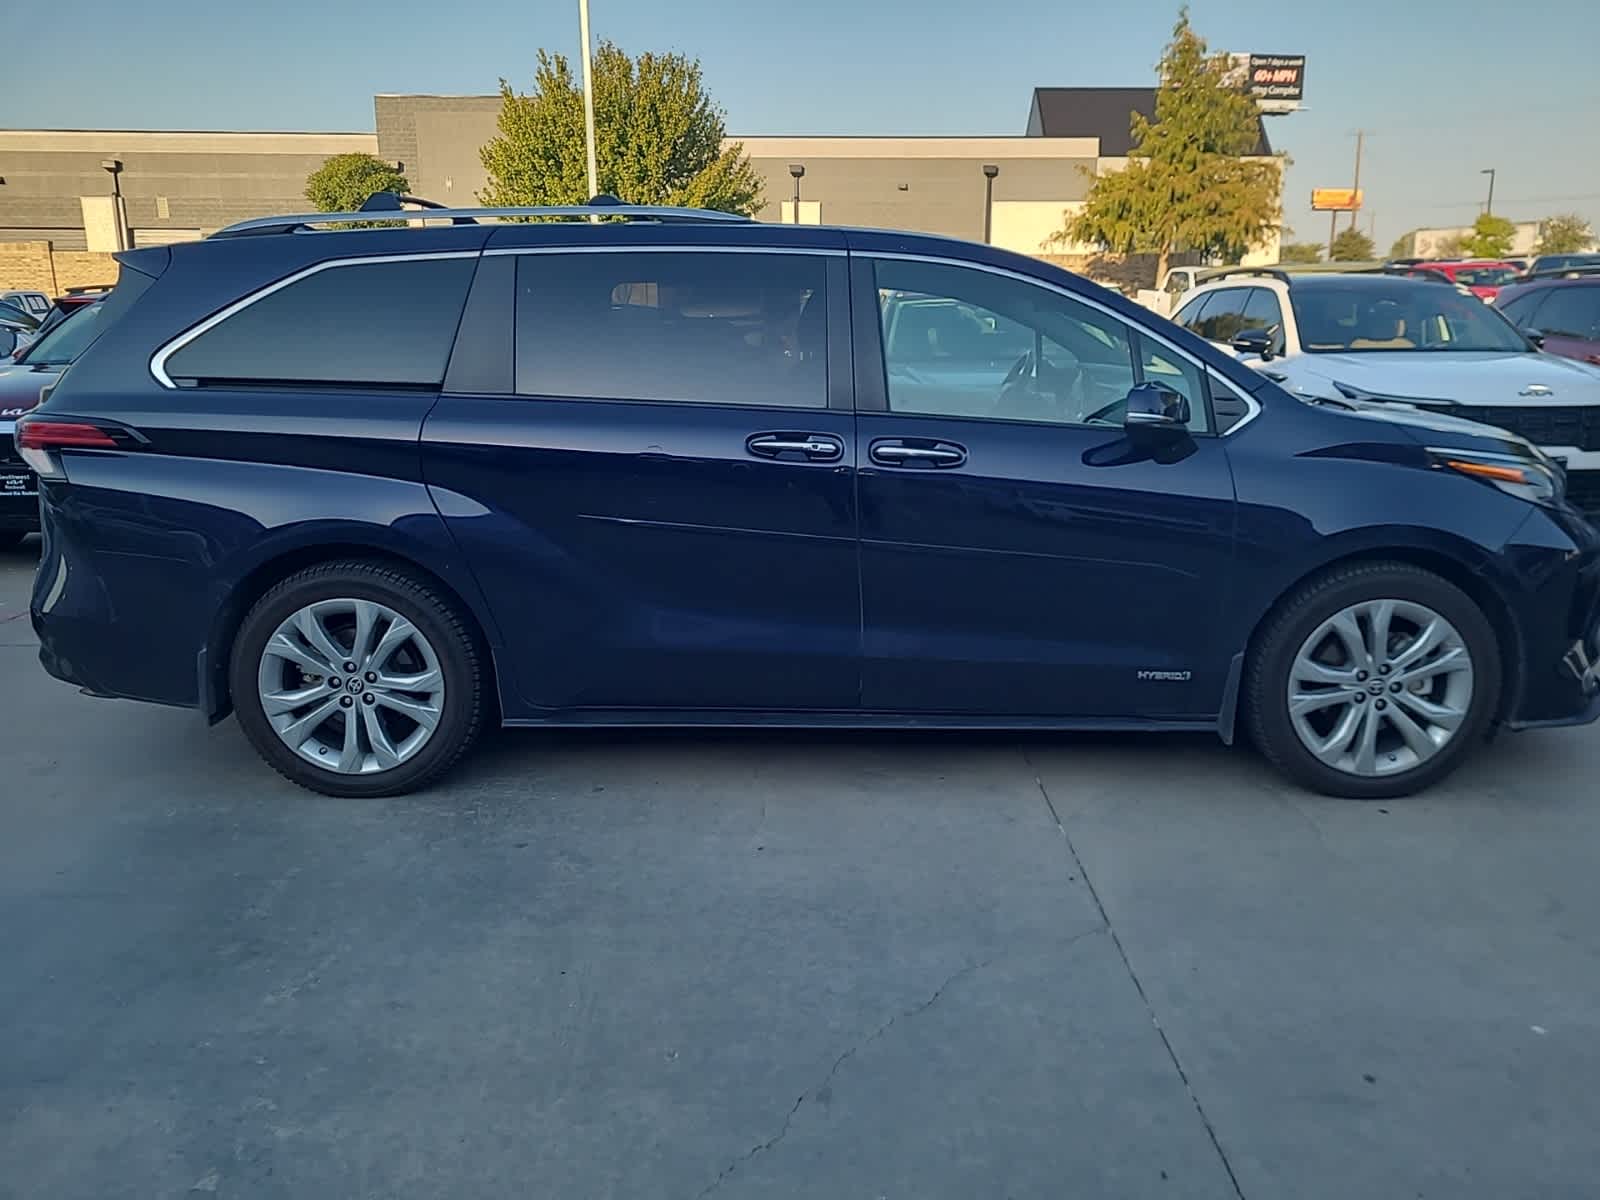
[693,956,992,1199]
[1026,750,1247,1200]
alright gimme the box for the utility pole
[1480,168,1496,215]
[1348,129,1366,232]
[578,0,599,206]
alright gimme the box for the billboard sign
[1235,53,1306,113]
[1311,187,1363,212]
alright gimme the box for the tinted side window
[1240,287,1286,352]
[165,256,475,387]
[1194,289,1248,342]
[514,252,827,408]
[1497,290,1547,328]
[1172,294,1208,331]
[1532,288,1600,340]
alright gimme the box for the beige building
[1,87,1283,289]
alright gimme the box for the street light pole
[982,164,999,244]
[788,163,805,223]
[578,0,599,205]
[1480,168,1496,216]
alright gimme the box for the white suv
[1171,269,1600,516]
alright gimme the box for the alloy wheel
[1287,598,1474,777]
[256,598,445,775]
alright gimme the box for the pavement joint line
[1025,750,1248,1200]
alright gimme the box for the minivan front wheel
[230,561,484,797]
[1246,562,1501,799]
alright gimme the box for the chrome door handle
[746,433,844,462]
[869,440,967,468]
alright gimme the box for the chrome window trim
[864,250,1265,436]
[148,251,480,389]
[484,245,844,258]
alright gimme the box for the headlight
[1427,447,1564,506]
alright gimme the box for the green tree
[1055,10,1282,281]
[1388,232,1415,260]
[1461,213,1516,258]
[1534,213,1594,255]
[304,153,408,213]
[1279,241,1323,264]
[1330,227,1375,262]
[480,42,762,214]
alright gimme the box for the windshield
[1289,284,1530,353]
[1453,266,1517,287]
[16,301,106,366]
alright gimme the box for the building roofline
[0,127,374,137]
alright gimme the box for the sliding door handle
[747,433,844,462]
[869,439,967,468]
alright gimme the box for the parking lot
[3,537,1600,1199]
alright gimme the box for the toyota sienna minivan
[17,198,1600,799]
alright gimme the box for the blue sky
[10,0,1598,250]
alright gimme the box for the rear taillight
[15,417,128,479]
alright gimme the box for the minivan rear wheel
[230,561,485,797]
[1245,562,1500,799]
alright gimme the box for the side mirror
[1525,329,1546,350]
[1230,327,1275,360]
[1123,381,1190,434]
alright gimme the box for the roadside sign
[1311,188,1363,212]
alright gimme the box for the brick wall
[0,241,58,293]
[0,241,118,294]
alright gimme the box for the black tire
[0,530,28,551]
[1245,561,1501,799]
[229,560,486,797]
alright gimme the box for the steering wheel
[1001,349,1034,388]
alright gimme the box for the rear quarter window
[162,255,476,387]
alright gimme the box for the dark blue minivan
[17,201,1600,798]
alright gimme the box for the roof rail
[1198,266,1291,285]
[1523,264,1600,280]
[210,201,752,238]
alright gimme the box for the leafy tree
[304,153,408,213]
[1056,10,1282,282]
[480,42,762,215]
[1461,213,1516,259]
[1330,228,1375,262]
[1534,213,1594,256]
[1279,241,1323,264]
[1388,232,1415,260]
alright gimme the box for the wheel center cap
[346,678,365,695]
[1368,682,1385,695]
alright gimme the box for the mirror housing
[1525,328,1546,350]
[1230,327,1275,360]
[1123,381,1190,435]
[0,327,17,359]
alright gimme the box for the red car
[1406,260,1521,300]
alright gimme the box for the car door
[1527,287,1600,365]
[421,233,861,713]
[851,252,1238,718]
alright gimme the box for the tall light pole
[788,163,805,223]
[982,164,999,244]
[578,0,599,205]
[1480,168,1496,216]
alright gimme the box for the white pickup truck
[1134,266,1212,318]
